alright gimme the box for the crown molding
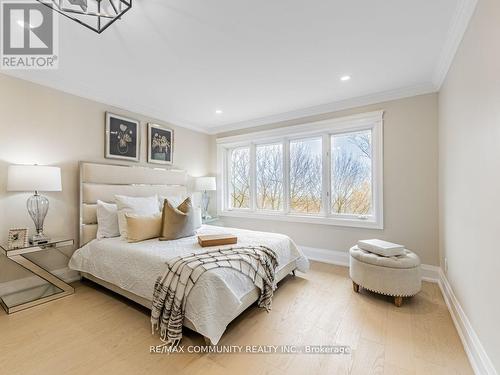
[0,72,211,134]
[432,0,478,90]
[207,82,436,135]
[217,110,384,145]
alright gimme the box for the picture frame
[147,123,174,165]
[8,228,28,250]
[105,112,140,162]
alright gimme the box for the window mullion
[283,139,290,214]
[250,143,257,211]
[321,134,331,217]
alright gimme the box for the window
[331,130,372,216]
[218,111,383,228]
[229,147,250,209]
[290,137,322,214]
[256,143,284,210]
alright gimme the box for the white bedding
[69,225,309,344]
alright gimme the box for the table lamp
[195,177,216,220]
[7,165,62,245]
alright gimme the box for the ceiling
[5,0,474,134]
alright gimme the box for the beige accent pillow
[160,197,197,241]
[114,195,159,239]
[125,213,162,243]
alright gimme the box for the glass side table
[0,238,75,314]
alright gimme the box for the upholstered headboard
[79,162,188,246]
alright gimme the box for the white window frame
[216,110,384,229]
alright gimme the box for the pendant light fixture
[37,0,132,33]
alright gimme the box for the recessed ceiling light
[340,75,351,82]
[215,110,223,115]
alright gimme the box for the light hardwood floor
[0,261,473,375]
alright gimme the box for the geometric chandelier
[36,0,132,33]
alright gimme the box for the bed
[70,162,309,344]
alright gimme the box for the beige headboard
[79,162,188,246]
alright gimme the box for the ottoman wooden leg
[394,296,403,307]
[352,281,360,293]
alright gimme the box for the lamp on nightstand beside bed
[195,176,216,220]
[7,165,62,245]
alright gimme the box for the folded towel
[357,239,405,257]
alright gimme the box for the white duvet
[69,225,309,344]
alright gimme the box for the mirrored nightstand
[0,238,75,314]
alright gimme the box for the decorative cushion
[96,200,120,239]
[349,246,421,297]
[125,213,162,243]
[115,195,159,239]
[160,197,198,241]
[158,194,189,211]
[160,196,202,229]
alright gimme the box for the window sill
[218,210,383,229]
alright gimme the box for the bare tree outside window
[290,138,322,213]
[226,128,375,219]
[331,131,372,215]
[256,143,283,210]
[229,147,250,208]
[349,132,371,158]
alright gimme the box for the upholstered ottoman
[349,246,421,307]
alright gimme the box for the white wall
[216,93,439,265]
[439,0,500,371]
[0,74,213,282]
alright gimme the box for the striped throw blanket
[151,245,278,345]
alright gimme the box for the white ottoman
[349,245,421,307]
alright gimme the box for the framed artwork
[147,123,173,165]
[105,112,140,162]
[8,228,28,250]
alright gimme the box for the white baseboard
[437,269,497,375]
[0,267,80,296]
[299,245,497,375]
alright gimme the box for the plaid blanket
[151,245,278,345]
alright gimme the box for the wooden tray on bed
[198,234,237,247]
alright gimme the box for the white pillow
[115,195,160,239]
[96,200,120,239]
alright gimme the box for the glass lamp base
[201,191,211,220]
[30,232,50,245]
[27,192,50,245]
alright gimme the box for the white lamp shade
[7,165,62,192]
[195,176,216,191]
